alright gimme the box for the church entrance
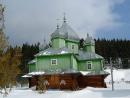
[49,75,60,89]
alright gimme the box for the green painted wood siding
[36,54,76,72]
[71,55,78,70]
[52,38,65,49]
[29,63,36,72]
[78,59,103,71]
[66,41,79,54]
[84,44,95,53]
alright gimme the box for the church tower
[51,16,80,52]
[84,34,95,53]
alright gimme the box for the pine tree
[21,43,39,73]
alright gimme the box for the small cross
[56,19,60,29]
[63,12,66,23]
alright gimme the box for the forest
[95,39,130,59]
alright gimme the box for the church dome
[51,19,80,41]
[85,34,95,45]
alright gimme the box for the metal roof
[85,34,95,44]
[79,70,109,76]
[23,70,109,77]
[28,59,36,64]
[35,47,72,56]
[51,22,80,41]
[86,70,109,76]
[76,50,103,61]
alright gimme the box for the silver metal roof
[36,47,103,60]
[51,22,80,41]
[85,34,95,44]
[28,59,36,64]
[76,50,103,61]
[35,47,72,56]
[86,70,109,76]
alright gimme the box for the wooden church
[23,17,109,90]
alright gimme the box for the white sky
[2,0,126,45]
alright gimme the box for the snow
[22,71,45,78]
[60,51,68,54]
[1,86,130,98]
[1,69,130,98]
[80,71,90,75]
[105,69,130,82]
[22,74,32,78]
[28,71,45,75]
[43,51,51,55]
[38,51,51,56]
[31,60,36,63]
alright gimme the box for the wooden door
[49,75,60,89]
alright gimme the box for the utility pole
[110,58,114,91]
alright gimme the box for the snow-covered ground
[0,69,130,98]
[105,69,130,89]
[0,87,130,98]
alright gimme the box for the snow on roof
[35,47,71,56]
[42,51,51,55]
[28,71,45,75]
[105,69,130,82]
[22,71,45,78]
[28,59,36,64]
[80,71,109,76]
[22,74,32,78]
[60,50,68,54]
[80,71,90,75]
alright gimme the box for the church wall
[92,60,103,71]
[52,38,65,49]
[71,55,78,70]
[84,44,95,53]
[65,40,79,54]
[36,54,72,72]
[77,59,103,71]
[29,63,36,72]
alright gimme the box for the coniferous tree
[21,43,39,73]
[95,39,130,68]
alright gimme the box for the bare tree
[0,47,21,96]
[37,76,47,93]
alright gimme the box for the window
[87,61,92,69]
[72,45,74,49]
[51,59,57,65]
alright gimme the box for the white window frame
[51,59,57,65]
[87,61,92,70]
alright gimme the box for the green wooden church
[23,17,109,90]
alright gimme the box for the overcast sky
[2,0,130,45]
